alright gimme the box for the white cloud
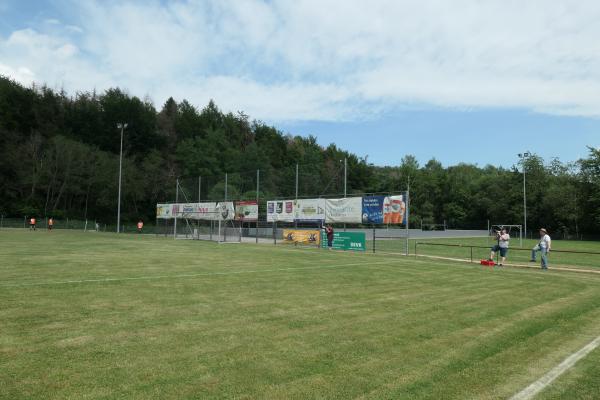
[1,0,600,120]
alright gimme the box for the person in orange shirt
[48,217,54,231]
[137,220,144,233]
[29,217,36,231]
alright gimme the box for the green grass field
[2,230,600,399]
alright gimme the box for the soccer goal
[172,208,241,244]
[490,224,523,247]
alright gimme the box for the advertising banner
[362,196,385,224]
[384,194,407,225]
[325,197,362,223]
[282,229,321,245]
[216,202,235,221]
[156,204,173,219]
[180,203,199,219]
[321,231,366,251]
[235,201,258,222]
[197,202,218,220]
[361,194,407,225]
[293,198,326,222]
[266,200,295,222]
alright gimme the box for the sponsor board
[267,200,295,222]
[325,197,362,223]
[362,194,407,225]
[235,201,258,221]
[321,231,366,251]
[156,203,172,219]
[293,198,326,222]
[282,229,321,245]
[216,202,235,221]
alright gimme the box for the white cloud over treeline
[1,0,600,121]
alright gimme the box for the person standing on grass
[137,220,144,233]
[48,217,54,231]
[531,228,552,270]
[29,217,36,231]
[490,228,510,266]
[325,224,334,250]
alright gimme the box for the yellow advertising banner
[282,229,321,246]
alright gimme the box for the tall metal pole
[174,178,179,240]
[295,163,299,200]
[344,157,347,197]
[198,176,201,202]
[116,123,127,233]
[256,169,260,244]
[406,175,410,255]
[225,173,228,201]
[519,152,530,239]
[344,157,347,232]
[524,163,527,239]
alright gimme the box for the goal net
[168,207,241,243]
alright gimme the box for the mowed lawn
[1,230,600,399]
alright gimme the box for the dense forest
[1,75,599,237]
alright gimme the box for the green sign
[321,231,366,251]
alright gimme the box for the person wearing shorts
[490,228,510,266]
[48,217,54,231]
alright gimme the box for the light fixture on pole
[116,123,128,233]
[518,152,530,238]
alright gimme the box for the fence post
[372,226,376,254]
[24,216,27,229]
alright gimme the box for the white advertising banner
[156,203,173,219]
[325,197,363,223]
[179,203,199,219]
[235,201,258,222]
[216,202,235,221]
[266,200,295,222]
[293,198,326,222]
[197,202,218,220]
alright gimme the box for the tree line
[0,75,598,237]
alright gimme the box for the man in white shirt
[490,228,510,266]
[531,228,552,270]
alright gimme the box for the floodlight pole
[116,123,127,233]
[344,157,347,197]
[344,157,347,232]
[295,163,299,200]
[174,178,179,240]
[256,169,260,244]
[518,152,530,239]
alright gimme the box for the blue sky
[1,0,599,167]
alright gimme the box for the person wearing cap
[531,228,552,270]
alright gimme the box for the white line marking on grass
[510,335,600,400]
[0,260,400,288]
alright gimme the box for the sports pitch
[1,230,600,399]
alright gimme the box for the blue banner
[362,196,385,224]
